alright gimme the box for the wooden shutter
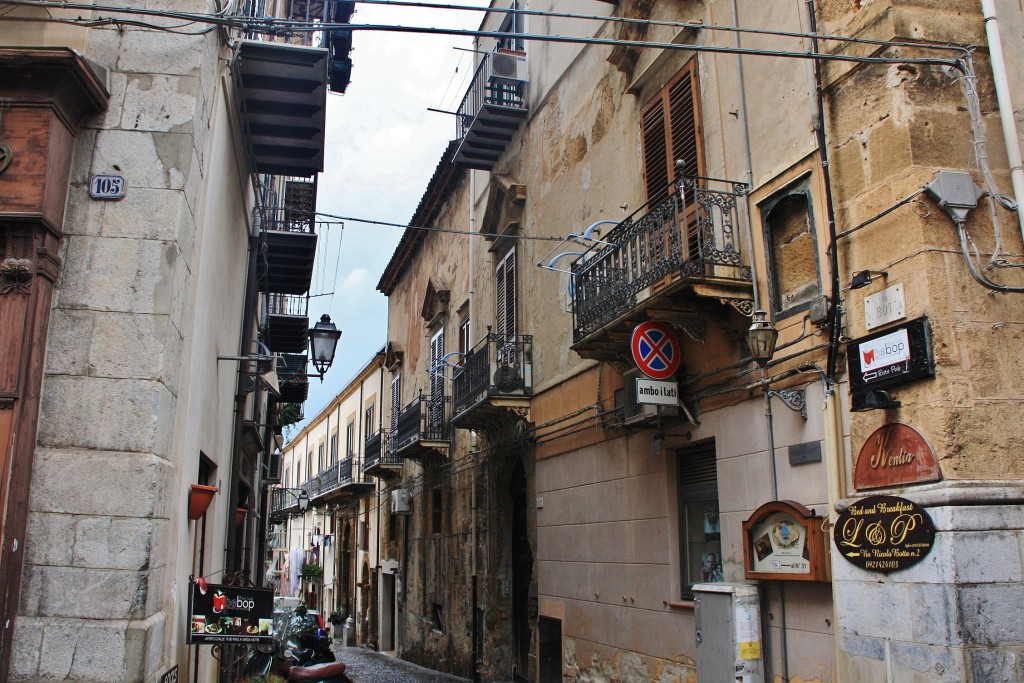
[495,249,516,340]
[390,375,401,432]
[430,329,445,404]
[641,60,702,204]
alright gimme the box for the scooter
[243,605,343,680]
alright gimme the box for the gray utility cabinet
[693,583,764,683]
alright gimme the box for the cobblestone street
[332,646,472,683]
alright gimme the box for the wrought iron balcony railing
[453,51,529,169]
[363,430,402,472]
[571,175,751,343]
[394,393,451,455]
[452,333,533,418]
[270,487,299,516]
[266,292,308,316]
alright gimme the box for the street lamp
[297,489,309,511]
[309,314,342,382]
[746,310,779,369]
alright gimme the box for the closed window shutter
[391,375,401,432]
[496,249,517,339]
[641,100,669,202]
[430,329,444,403]
[641,60,702,204]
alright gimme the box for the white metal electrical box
[694,583,764,683]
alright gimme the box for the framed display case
[741,500,829,582]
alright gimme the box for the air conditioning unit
[487,51,528,83]
[391,488,412,515]
[622,369,678,426]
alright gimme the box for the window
[318,443,325,473]
[495,248,516,341]
[306,451,312,478]
[459,317,472,364]
[390,375,401,433]
[641,60,703,204]
[677,441,720,598]
[761,176,821,316]
[296,462,302,486]
[330,433,338,466]
[364,404,375,439]
[429,328,445,429]
[346,421,355,458]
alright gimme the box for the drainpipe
[981,0,1024,243]
[225,229,261,575]
[729,0,761,311]
[805,1,848,681]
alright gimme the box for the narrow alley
[333,647,472,683]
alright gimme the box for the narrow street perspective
[3,1,1024,682]
[333,647,470,683]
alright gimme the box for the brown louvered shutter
[641,60,702,203]
[641,99,669,202]
[495,249,516,340]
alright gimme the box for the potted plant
[300,561,324,580]
[328,610,345,641]
[188,484,218,520]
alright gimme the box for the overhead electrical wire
[3,0,970,71]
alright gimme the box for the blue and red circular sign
[631,321,680,380]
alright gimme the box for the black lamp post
[309,314,341,382]
[746,310,779,369]
[297,489,309,512]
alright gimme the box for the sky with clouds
[295,1,488,433]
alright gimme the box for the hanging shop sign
[847,317,934,409]
[742,500,829,582]
[833,495,936,572]
[630,321,680,380]
[187,582,274,645]
[854,423,942,490]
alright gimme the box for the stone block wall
[11,9,231,682]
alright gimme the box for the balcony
[570,176,753,361]
[234,40,328,178]
[452,333,533,431]
[363,429,402,478]
[270,487,300,519]
[393,393,450,463]
[277,353,309,404]
[314,457,375,503]
[453,51,528,170]
[260,181,318,296]
[265,293,309,354]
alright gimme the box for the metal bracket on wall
[767,388,807,419]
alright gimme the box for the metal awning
[235,40,328,177]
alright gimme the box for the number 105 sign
[89,174,126,200]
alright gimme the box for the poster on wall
[187,582,275,645]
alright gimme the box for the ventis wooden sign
[854,423,941,490]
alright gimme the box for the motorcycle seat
[289,661,348,680]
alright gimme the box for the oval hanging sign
[833,495,935,572]
[630,321,680,380]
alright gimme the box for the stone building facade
[370,0,1024,681]
[0,2,350,681]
